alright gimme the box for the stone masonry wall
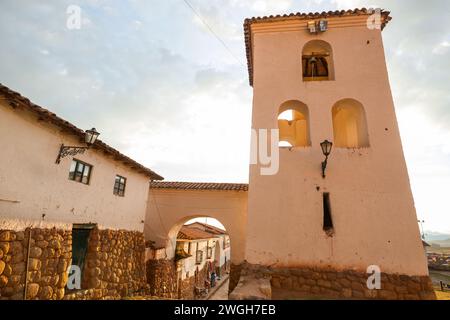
[0,228,71,300]
[0,227,147,300]
[146,259,177,298]
[81,228,147,297]
[179,276,195,299]
[238,262,436,300]
[229,263,243,294]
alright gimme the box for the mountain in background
[424,231,450,241]
[424,231,450,247]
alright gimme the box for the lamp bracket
[55,144,88,164]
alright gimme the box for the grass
[427,247,450,255]
[435,289,450,300]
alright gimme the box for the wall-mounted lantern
[55,128,100,164]
[320,139,333,178]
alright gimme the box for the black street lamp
[55,128,100,164]
[320,140,333,178]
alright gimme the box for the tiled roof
[244,8,392,86]
[150,181,248,191]
[0,83,163,180]
[177,226,218,240]
[185,222,227,235]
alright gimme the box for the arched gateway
[144,182,247,298]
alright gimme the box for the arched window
[332,99,369,148]
[302,40,334,81]
[278,100,311,147]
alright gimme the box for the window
[302,40,334,81]
[278,100,311,147]
[113,175,127,196]
[188,242,192,254]
[322,193,334,236]
[332,98,369,148]
[69,159,92,185]
[196,249,203,265]
[207,246,213,259]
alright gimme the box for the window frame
[68,159,93,185]
[207,246,213,259]
[195,248,203,265]
[113,175,127,197]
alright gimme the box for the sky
[0,0,449,234]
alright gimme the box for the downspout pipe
[23,227,32,300]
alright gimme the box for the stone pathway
[207,278,229,300]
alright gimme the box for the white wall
[178,239,218,280]
[0,101,150,232]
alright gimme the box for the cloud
[0,0,449,232]
[432,41,450,55]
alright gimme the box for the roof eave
[0,83,163,180]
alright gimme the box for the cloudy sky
[0,0,449,234]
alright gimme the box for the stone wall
[0,228,71,300]
[0,227,147,300]
[229,263,243,294]
[145,259,220,299]
[179,276,195,299]
[146,259,177,298]
[63,288,120,300]
[238,262,436,300]
[81,228,147,297]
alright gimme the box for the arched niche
[332,98,369,148]
[278,100,311,147]
[302,40,334,81]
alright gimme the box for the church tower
[243,9,435,299]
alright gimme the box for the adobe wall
[0,101,150,233]
[145,188,247,265]
[247,15,429,276]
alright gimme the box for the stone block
[26,283,40,299]
[378,289,397,300]
[29,247,43,258]
[39,286,53,300]
[0,275,8,288]
[0,231,12,242]
[0,260,5,275]
[12,262,25,275]
[0,242,10,255]
[28,258,41,271]
[317,279,332,288]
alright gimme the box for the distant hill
[424,231,450,242]
[429,238,450,248]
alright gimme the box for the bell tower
[242,9,435,299]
